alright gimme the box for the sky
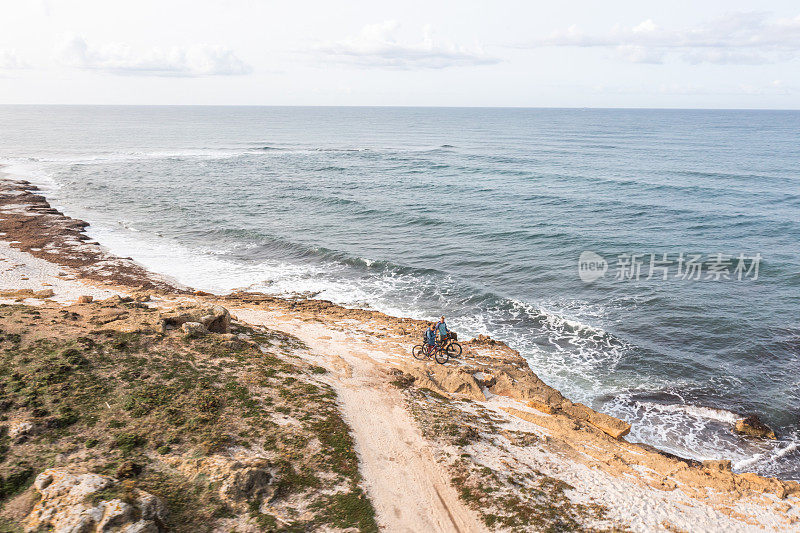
[1,1,799,108]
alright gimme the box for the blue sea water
[1,106,798,479]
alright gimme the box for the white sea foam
[734,441,799,471]
[635,402,741,424]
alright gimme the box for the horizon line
[1,103,799,112]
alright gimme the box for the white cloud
[589,80,795,96]
[313,21,499,69]
[616,45,664,64]
[56,35,252,77]
[525,12,800,65]
[0,49,27,70]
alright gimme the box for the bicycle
[444,339,462,357]
[412,342,449,364]
[437,333,462,358]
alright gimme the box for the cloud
[56,35,252,77]
[615,45,664,64]
[313,21,499,69]
[0,49,27,70]
[588,79,794,96]
[523,12,800,64]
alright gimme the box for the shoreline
[1,175,799,531]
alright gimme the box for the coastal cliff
[0,177,798,532]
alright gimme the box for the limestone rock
[559,401,594,420]
[703,459,733,472]
[198,305,231,334]
[400,362,484,400]
[471,334,497,345]
[91,309,129,325]
[526,400,555,415]
[165,456,274,508]
[399,365,448,397]
[24,468,167,533]
[161,304,231,334]
[7,420,34,443]
[438,369,486,401]
[181,321,207,338]
[473,371,496,389]
[586,412,631,440]
[560,401,631,439]
[489,364,566,408]
[34,289,55,298]
[133,293,151,302]
[734,415,777,439]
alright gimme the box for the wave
[598,392,800,478]
[675,169,800,185]
[252,146,285,151]
[0,150,248,173]
[734,441,800,470]
[46,197,633,400]
[631,401,741,424]
[5,121,799,480]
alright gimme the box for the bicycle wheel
[412,345,428,360]
[446,342,462,357]
[434,348,449,364]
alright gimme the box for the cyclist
[424,323,437,355]
[436,316,450,347]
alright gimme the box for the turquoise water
[1,106,798,479]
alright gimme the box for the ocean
[1,105,798,479]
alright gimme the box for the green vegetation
[0,462,34,501]
[0,302,376,531]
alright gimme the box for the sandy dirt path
[232,308,487,533]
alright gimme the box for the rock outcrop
[161,304,231,334]
[470,334,498,346]
[399,362,486,401]
[7,420,34,443]
[0,179,179,292]
[24,469,167,533]
[734,415,777,439]
[166,455,275,508]
[489,363,566,408]
[399,357,631,439]
[0,288,56,300]
[181,321,207,338]
[560,400,631,439]
[437,368,486,401]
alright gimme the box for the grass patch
[0,303,376,532]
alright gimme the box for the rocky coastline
[0,175,798,532]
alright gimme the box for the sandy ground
[0,241,485,532]
[235,309,487,533]
[2,240,799,532]
[229,306,800,533]
[0,240,125,305]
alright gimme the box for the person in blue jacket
[424,323,437,354]
[436,316,450,346]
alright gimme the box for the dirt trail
[232,308,487,533]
